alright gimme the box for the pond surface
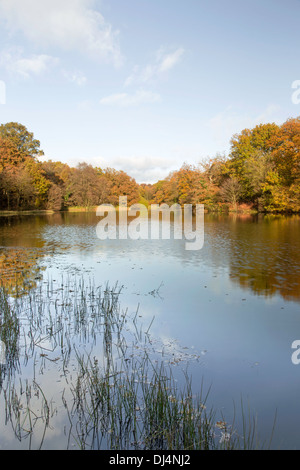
[0,211,300,449]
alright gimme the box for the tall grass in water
[0,286,19,372]
[0,279,275,450]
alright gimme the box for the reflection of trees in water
[211,213,300,302]
[1,211,300,302]
[0,215,49,296]
[161,212,300,302]
[0,247,46,296]
[52,211,300,303]
[0,215,48,247]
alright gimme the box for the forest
[1,117,300,213]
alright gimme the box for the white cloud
[62,70,87,86]
[157,47,185,73]
[208,104,282,151]
[100,89,161,107]
[112,155,173,173]
[69,155,178,184]
[128,166,172,184]
[0,0,123,66]
[0,47,59,78]
[124,46,185,86]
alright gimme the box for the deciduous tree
[0,122,44,160]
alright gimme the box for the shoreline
[0,209,55,216]
[0,205,299,217]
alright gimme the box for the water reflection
[0,212,300,449]
[0,278,205,449]
[0,216,49,295]
[0,287,20,391]
[208,213,300,302]
[0,211,299,301]
[0,247,47,296]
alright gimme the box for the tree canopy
[0,122,44,160]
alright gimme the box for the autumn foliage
[0,122,141,211]
[1,118,300,213]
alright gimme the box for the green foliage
[228,123,279,200]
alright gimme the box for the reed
[0,278,275,450]
[0,285,20,372]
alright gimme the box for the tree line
[1,118,300,213]
[0,122,140,211]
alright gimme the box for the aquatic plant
[0,279,274,450]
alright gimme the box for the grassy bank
[0,209,55,217]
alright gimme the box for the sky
[0,0,300,183]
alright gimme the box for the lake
[0,211,300,449]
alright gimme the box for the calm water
[0,211,300,449]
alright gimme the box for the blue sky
[0,0,300,183]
